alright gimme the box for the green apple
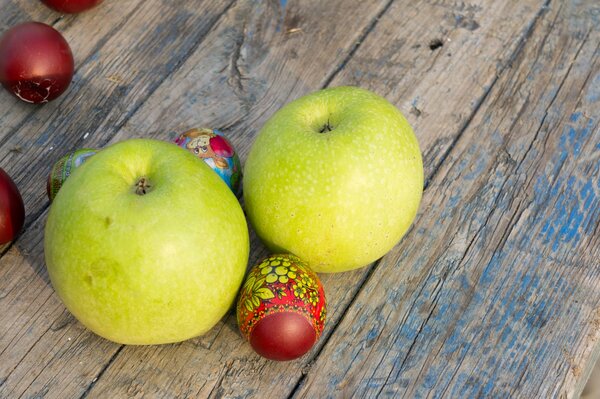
[244,86,423,273]
[44,139,249,345]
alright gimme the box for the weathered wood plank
[85,0,548,397]
[294,1,600,397]
[0,1,238,397]
[0,0,396,397]
[0,0,579,397]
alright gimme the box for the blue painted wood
[295,0,600,397]
[0,0,595,397]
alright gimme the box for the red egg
[41,0,103,13]
[0,169,25,245]
[0,22,74,104]
[237,254,326,361]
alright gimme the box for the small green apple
[44,139,249,345]
[244,86,423,273]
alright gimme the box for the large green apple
[45,139,249,345]
[244,86,423,273]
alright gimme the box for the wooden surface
[0,0,598,397]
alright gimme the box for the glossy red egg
[41,0,103,13]
[0,169,25,245]
[250,312,316,361]
[237,254,326,361]
[0,22,74,104]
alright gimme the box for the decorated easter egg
[174,128,242,196]
[237,254,326,361]
[47,148,96,201]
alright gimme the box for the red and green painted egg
[237,254,326,361]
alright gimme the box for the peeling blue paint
[536,114,598,252]
[569,111,582,122]
[463,155,487,180]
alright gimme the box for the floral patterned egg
[47,148,96,201]
[174,127,242,197]
[237,254,326,361]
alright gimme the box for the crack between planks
[516,29,591,178]
[287,1,556,396]
[206,360,232,399]
[78,345,124,399]
[50,16,64,26]
[392,289,443,399]
[423,0,552,191]
[286,259,382,399]
[227,17,248,97]
[320,0,397,89]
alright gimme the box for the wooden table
[1,0,599,397]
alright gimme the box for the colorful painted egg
[237,254,326,361]
[47,148,96,201]
[174,128,242,196]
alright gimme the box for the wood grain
[0,1,237,397]
[87,0,550,397]
[0,0,596,397]
[294,0,600,397]
[0,0,396,397]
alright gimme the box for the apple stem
[135,177,151,195]
[319,120,334,133]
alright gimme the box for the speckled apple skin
[44,139,249,345]
[243,86,423,273]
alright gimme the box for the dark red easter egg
[237,254,327,361]
[41,0,103,13]
[0,169,25,245]
[0,22,74,104]
[250,312,316,361]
